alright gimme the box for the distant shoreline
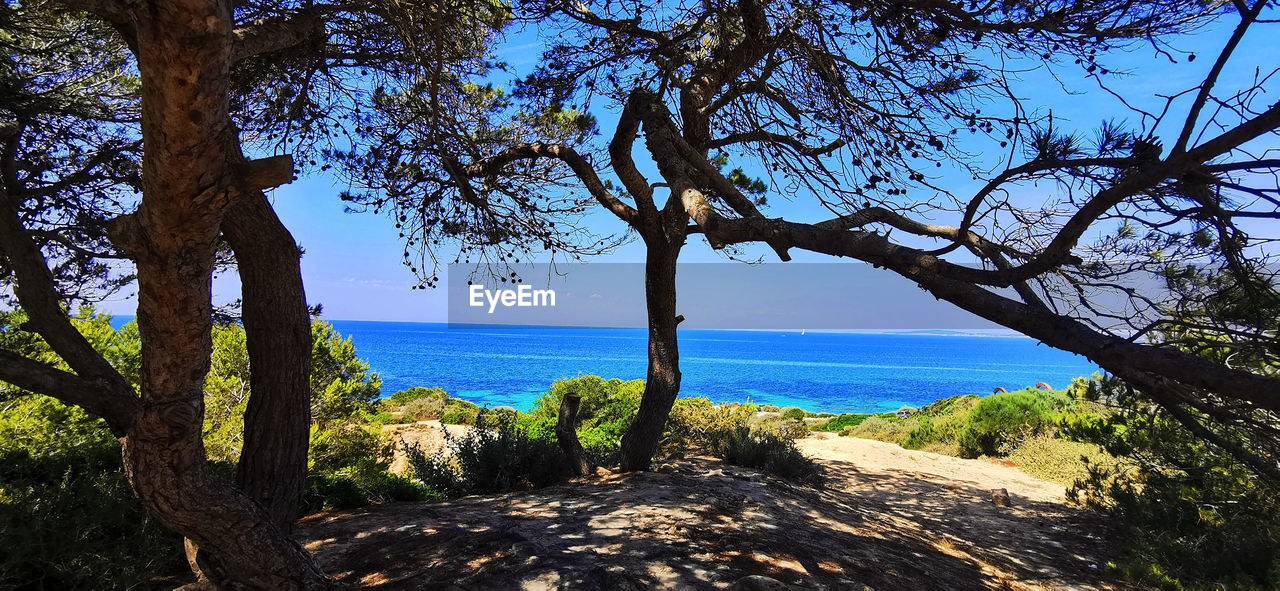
[331,319,1033,338]
[106,314,1029,337]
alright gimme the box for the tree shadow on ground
[297,456,1124,590]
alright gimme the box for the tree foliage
[1068,375,1280,589]
[357,0,1279,478]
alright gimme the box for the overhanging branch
[0,348,139,434]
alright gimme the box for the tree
[678,1,1280,484]
[0,0,504,587]
[343,0,1239,469]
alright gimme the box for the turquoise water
[325,321,1099,413]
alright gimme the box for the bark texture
[223,187,312,530]
[620,234,685,471]
[106,1,334,587]
[556,392,591,476]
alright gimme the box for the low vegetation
[0,310,431,588]
[405,411,572,496]
[4,312,1268,590]
[1065,375,1280,590]
[0,392,181,590]
[711,428,824,486]
[380,386,483,425]
[400,377,823,495]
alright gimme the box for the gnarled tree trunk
[107,1,335,587]
[556,392,591,476]
[223,186,312,530]
[620,233,684,471]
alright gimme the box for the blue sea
[324,321,1099,414]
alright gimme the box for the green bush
[0,395,183,590]
[917,394,980,417]
[524,376,643,438]
[758,404,780,412]
[902,410,969,451]
[308,423,391,475]
[750,416,809,440]
[301,468,439,513]
[1067,375,1280,589]
[711,428,823,486]
[813,413,869,432]
[843,416,915,445]
[402,396,446,421]
[404,412,571,496]
[662,397,754,453]
[439,408,477,425]
[956,389,1070,458]
[388,386,448,408]
[778,407,806,420]
[1007,434,1120,487]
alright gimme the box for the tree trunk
[111,1,335,587]
[556,392,591,476]
[223,187,313,530]
[620,236,683,471]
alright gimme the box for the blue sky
[92,10,1278,325]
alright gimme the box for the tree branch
[0,182,138,434]
[461,142,639,226]
[231,10,325,63]
[693,212,1280,411]
[0,349,138,434]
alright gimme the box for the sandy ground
[298,429,1125,590]
[795,433,1070,503]
[380,421,471,474]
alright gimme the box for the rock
[991,488,1011,507]
[729,575,794,591]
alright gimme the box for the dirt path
[796,433,1069,502]
[298,432,1125,590]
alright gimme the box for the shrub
[1066,375,1280,589]
[433,397,483,426]
[404,412,571,496]
[750,416,809,440]
[524,376,643,439]
[308,422,391,475]
[1007,434,1119,487]
[758,404,780,412]
[662,397,754,453]
[578,427,623,467]
[844,416,915,445]
[956,389,1070,458]
[902,411,969,451]
[917,394,980,417]
[814,413,869,432]
[389,386,448,408]
[439,408,478,425]
[402,396,446,421]
[0,395,183,589]
[778,407,807,420]
[711,428,823,486]
[300,469,440,512]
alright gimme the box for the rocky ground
[297,427,1128,590]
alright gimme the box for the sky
[91,8,1279,326]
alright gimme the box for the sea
[323,321,1100,414]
